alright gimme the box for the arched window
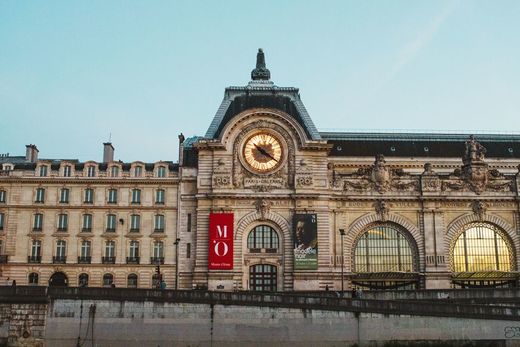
[247,225,279,252]
[127,274,138,288]
[28,272,39,285]
[79,273,89,287]
[452,223,514,273]
[352,224,419,290]
[103,273,114,287]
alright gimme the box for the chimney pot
[25,144,39,163]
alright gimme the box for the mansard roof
[205,49,321,141]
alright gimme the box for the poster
[293,213,318,270]
[208,213,234,270]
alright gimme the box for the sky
[1,0,519,162]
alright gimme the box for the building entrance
[249,264,277,292]
[49,272,68,287]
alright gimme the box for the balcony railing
[126,256,140,264]
[0,255,8,263]
[129,228,140,233]
[57,227,68,232]
[78,256,92,264]
[150,257,164,265]
[81,228,92,233]
[102,256,116,264]
[105,228,116,233]
[53,256,67,264]
[28,255,41,263]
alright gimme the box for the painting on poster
[208,213,233,270]
[293,214,318,270]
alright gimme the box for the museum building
[1,49,520,291]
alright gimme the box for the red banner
[208,213,233,270]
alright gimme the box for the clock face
[243,133,283,173]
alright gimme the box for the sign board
[208,213,234,270]
[293,214,318,270]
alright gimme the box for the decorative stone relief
[440,136,513,195]
[342,154,419,194]
[254,199,272,220]
[421,163,440,192]
[374,200,389,221]
[295,159,313,188]
[471,200,487,221]
[212,158,233,188]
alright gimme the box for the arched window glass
[452,223,514,273]
[103,273,114,287]
[127,274,138,288]
[249,264,277,292]
[28,272,39,285]
[79,273,89,287]
[354,224,416,273]
[247,225,279,251]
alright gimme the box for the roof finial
[251,48,270,80]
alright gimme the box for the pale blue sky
[1,0,519,162]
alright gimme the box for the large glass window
[35,188,45,203]
[86,166,96,177]
[0,190,6,203]
[106,214,116,232]
[249,264,277,292]
[33,213,43,231]
[127,274,138,288]
[131,189,141,204]
[103,273,114,287]
[79,273,89,287]
[57,214,68,231]
[155,189,165,204]
[63,165,72,177]
[130,214,140,232]
[39,165,48,177]
[28,273,39,285]
[157,166,166,178]
[107,189,118,204]
[84,188,94,204]
[82,214,93,232]
[452,223,514,273]
[354,224,416,273]
[154,214,165,232]
[59,188,70,203]
[247,225,279,252]
[0,213,4,231]
[55,240,66,258]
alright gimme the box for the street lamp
[174,238,180,290]
[339,229,346,294]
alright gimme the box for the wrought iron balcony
[81,228,92,233]
[28,255,41,263]
[53,256,67,264]
[126,256,140,264]
[77,256,92,264]
[105,228,116,233]
[102,256,116,264]
[150,257,164,265]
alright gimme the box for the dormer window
[63,165,72,177]
[134,166,143,177]
[157,166,166,178]
[38,165,48,177]
[110,166,120,177]
[86,166,96,177]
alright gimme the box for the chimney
[25,144,39,163]
[178,133,185,166]
[103,142,114,163]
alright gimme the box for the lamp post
[174,238,180,290]
[339,229,346,294]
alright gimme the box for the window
[103,273,114,287]
[28,273,39,285]
[84,188,94,204]
[79,240,91,263]
[187,213,192,232]
[79,273,89,287]
[354,224,416,273]
[153,241,164,259]
[157,166,166,178]
[187,242,191,258]
[59,188,70,203]
[63,165,72,177]
[35,188,45,203]
[247,225,279,252]
[107,189,118,204]
[131,189,141,204]
[57,214,68,231]
[130,214,140,232]
[249,264,277,292]
[0,213,4,231]
[127,274,138,288]
[452,223,513,273]
[29,239,41,263]
[103,240,116,264]
[134,166,142,177]
[155,189,165,204]
[33,213,43,231]
[110,166,119,177]
[127,240,140,264]
[154,214,165,232]
[106,214,116,232]
[54,240,66,263]
[82,214,92,232]
[39,165,48,177]
[87,166,96,177]
[0,190,6,203]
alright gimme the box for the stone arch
[235,210,293,290]
[445,213,519,271]
[345,213,424,273]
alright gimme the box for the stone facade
[1,49,520,291]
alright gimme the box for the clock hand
[254,144,278,162]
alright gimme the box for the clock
[243,133,283,173]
